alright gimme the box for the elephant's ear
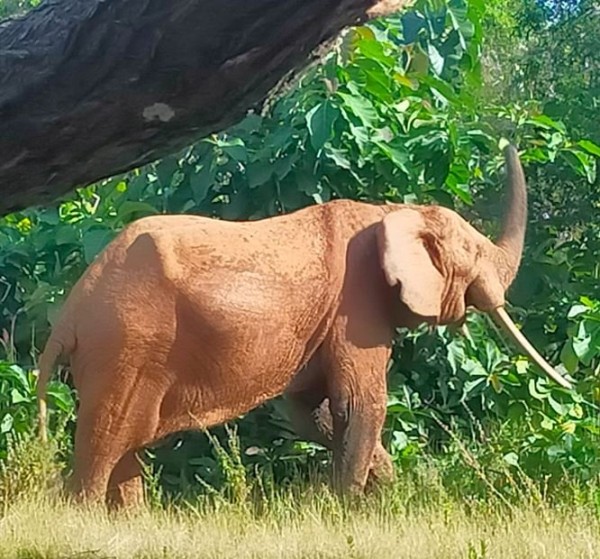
[377,209,444,318]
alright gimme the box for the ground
[1,490,598,558]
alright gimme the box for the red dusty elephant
[36,145,571,508]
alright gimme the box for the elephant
[36,144,571,508]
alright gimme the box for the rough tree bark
[0,0,409,214]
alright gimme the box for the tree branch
[0,0,409,214]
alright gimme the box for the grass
[1,491,599,558]
[1,434,599,558]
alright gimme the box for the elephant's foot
[366,443,395,490]
[285,391,395,492]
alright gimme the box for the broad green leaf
[216,138,248,163]
[578,139,600,158]
[560,341,579,373]
[82,229,114,264]
[0,413,13,434]
[10,388,28,404]
[374,140,409,172]
[528,379,549,401]
[547,394,567,415]
[572,319,599,365]
[427,44,444,76]
[568,403,584,419]
[568,304,591,319]
[48,383,75,413]
[155,157,179,187]
[338,92,378,127]
[38,208,60,226]
[246,161,273,190]
[4,365,29,391]
[55,226,79,246]
[324,147,352,170]
[116,201,159,221]
[190,163,216,202]
[393,73,418,90]
[503,452,519,466]
[527,115,566,134]
[401,11,427,44]
[306,101,338,151]
[507,402,526,420]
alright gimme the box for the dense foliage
[0,0,598,499]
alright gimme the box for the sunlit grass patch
[1,427,599,558]
[1,492,599,559]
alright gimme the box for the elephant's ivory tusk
[490,307,573,389]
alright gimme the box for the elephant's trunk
[490,307,572,389]
[495,145,528,288]
[484,146,572,389]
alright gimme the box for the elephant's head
[377,145,572,388]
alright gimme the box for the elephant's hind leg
[70,364,161,505]
[70,410,124,504]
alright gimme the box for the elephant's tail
[36,324,75,444]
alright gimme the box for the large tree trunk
[0,0,408,215]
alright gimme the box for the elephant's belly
[155,342,307,438]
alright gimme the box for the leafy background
[0,0,598,499]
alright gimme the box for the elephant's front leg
[106,449,145,509]
[322,341,392,495]
[285,385,394,487]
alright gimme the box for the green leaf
[37,208,60,226]
[116,201,159,221]
[427,44,445,76]
[246,161,273,190]
[374,139,409,172]
[503,452,519,467]
[155,157,179,187]
[55,226,79,246]
[445,180,472,205]
[3,365,29,391]
[0,413,13,434]
[528,378,548,401]
[273,152,298,180]
[560,341,579,373]
[577,140,600,158]
[306,101,338,152]
[568,304,591,319]
[10,388,28,404]
[219,138,248,163]
[562,149,596,183]
[324,147,352,170]
[48,383,75,413]
[507,402,526,421]
[547,395,567,415]
[83,229,114,264]
[190,163,216,203]
[527,115,566,134]
[572,320,598,365]
[338,92,378,127]
[568,403,584,419]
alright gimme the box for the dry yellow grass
[1,435,598,558]
[0,494,598,559]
